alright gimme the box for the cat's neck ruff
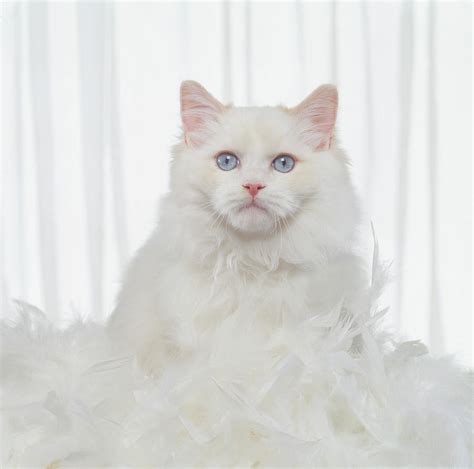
[159,194,352,279]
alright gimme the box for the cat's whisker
[212,213,226,232]
[207,209,227,233]
[277,217,284,252]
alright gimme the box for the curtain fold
[28,2,59,317]
[395,0,413,332]
[1,1,471,364]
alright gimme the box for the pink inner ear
[293,85,338,151]
[181,104,207,138]
[180,81,224,146]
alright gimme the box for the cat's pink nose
[242,183,266,198]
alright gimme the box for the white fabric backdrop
[1,1,471,365]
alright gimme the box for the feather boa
[1,242,471,467]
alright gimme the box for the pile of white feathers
[1,240,472,467]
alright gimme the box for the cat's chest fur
[139,234,355,328]
[110,211,364,373]
[163,260,310,321]
[143,247,306,328]
[141,255,320,366]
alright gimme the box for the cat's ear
[291,84,338,151]
[180,80,225,147]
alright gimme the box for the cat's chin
[227,205,277,236]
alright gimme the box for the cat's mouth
[223,198,279,234]
[238,200,267,213]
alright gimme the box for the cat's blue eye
[216,153,239,171]
[272,154,295,173]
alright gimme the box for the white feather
[1,269,471,466]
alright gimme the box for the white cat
[108,81,366,373]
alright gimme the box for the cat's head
[171,81,357,242]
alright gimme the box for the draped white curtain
[1,1,471,365]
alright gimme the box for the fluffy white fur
[1,82,472,467]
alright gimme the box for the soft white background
[1,1,472,365]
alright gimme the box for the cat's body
[109,83,366,372]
